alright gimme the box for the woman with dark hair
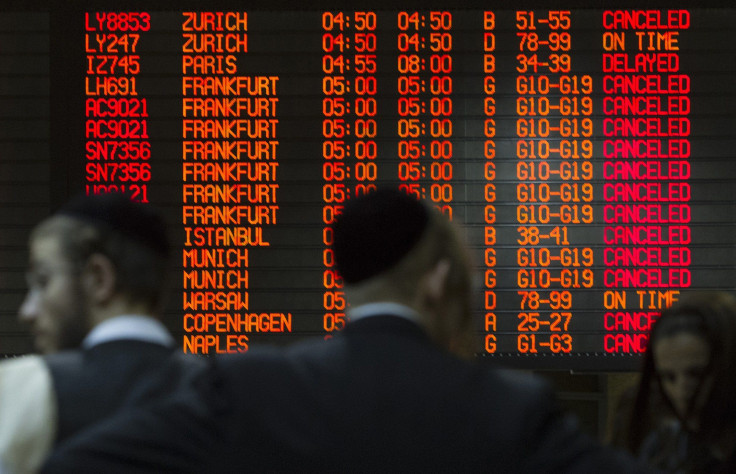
[625,291,736,473]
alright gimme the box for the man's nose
[674,375,698,403]
[18,291,39,323]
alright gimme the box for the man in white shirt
[0,192,203,473]
[0,356,55,474]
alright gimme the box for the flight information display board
[4,1,736,369]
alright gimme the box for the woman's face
[654,332,712,428]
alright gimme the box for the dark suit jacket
[45,339,206,444]
[211,315,651,473]
[43,316,653,473]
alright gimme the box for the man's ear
[419,258,454,352]
[425,259,451,301]
[82,253,117,304]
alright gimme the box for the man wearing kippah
[40,188,654,473]
[0,192,204,473]
[205,188,655,472]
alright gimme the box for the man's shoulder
[43,349,84,366]
[0,354,50,384]
[0,356,57,473]
[44,341,204,395]
[1,353,44,368]
[44,340,167,370]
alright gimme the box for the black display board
[2,1,735,370]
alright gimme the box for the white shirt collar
[82,315,175,349]
[347,302,422,324]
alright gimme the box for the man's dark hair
[32,193,171,312]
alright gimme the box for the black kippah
[57,192,170,257]
[333,188,429,284]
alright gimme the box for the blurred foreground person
[623,291,736,473]
[42,188,652,473]
[1,192,203,473]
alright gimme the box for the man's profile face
[18,233,90,353]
